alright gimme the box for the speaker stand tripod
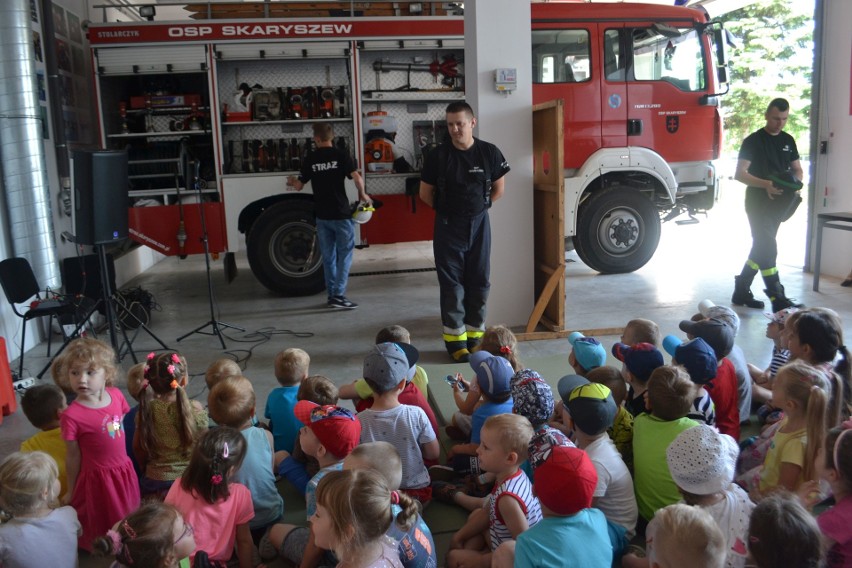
[176,158,244,349]
[96,243,169,362]
[36,243,169,377]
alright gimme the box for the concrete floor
[2,178,851,565]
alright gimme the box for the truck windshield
[532,29,591,84]
[631,26,706,92]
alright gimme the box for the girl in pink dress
[56,338,140,551]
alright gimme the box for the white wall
[810,0,852,278]
[466,0,535,328]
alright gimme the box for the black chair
[0,257,79,378]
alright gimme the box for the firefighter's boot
[763,281,804,313]
[731,275,764,309]
[444,331,470,363]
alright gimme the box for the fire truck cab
[532,3,727,272]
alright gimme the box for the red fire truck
[87,2,729,295]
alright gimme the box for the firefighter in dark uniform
[732,97,804,313]
[420,102,510,362]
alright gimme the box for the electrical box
[494,68,517,93]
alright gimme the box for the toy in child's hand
[445,374,469,392]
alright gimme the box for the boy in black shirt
[289,123,370,309]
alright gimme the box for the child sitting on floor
[260,401,362,568]
[663,336,717,427]
[612,342,664,418]
[208,375,283,542]
[632,365,698,526]
[493,445,612,568]
[266,347,310,453]
[560,375,637,546]
[344,442,437,568]
[568,331,607,376]
[358,343,439,503]
[446,325,520,441]
[587,366,634,471]
[446,414,542,568]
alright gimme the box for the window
[631,26,706,91]
[603,29,624,82]
[532,29,591,84]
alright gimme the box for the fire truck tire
[246,201,326,296]
[573,187,661,274]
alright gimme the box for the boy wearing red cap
[493,445,612,568]
[259,401,361,567]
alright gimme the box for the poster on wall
[52,4,67,37]
[40,105,49,139]
[33,31,43,62]
[67,12,82,44]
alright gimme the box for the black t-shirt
[738,128,800,204]
[298,146,356,220]
[421,138,510,217]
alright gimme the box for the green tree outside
[718,0,815,156]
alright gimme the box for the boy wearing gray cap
[358,342,440,503]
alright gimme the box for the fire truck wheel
[246,201,326,296]
[573,186,661,274]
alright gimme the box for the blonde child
[266,347,310,452]
[644,504,725,568]
[798,424,852,565]
[19,384,69,500]
[204,357,241,390]
[359,343,439,502]
[447,325,518,441]
[165,426,254,567]
[260,401,362,568]
[134,351,208,498]
[275,374,339,493]
[208,375,283,540]
[313,469,419,568]
[93,501,196,568]
[748,493,822,568]
[0,451,80,567]
[446,414,542,568]
[54,337,140,551]
[746,361,834,500]
[622,318,662,347]
[344,442,437,568]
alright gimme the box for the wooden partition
[518,100,566,339]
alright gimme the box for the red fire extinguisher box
[0,337,18,424]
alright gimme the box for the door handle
[627,119,642,136]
